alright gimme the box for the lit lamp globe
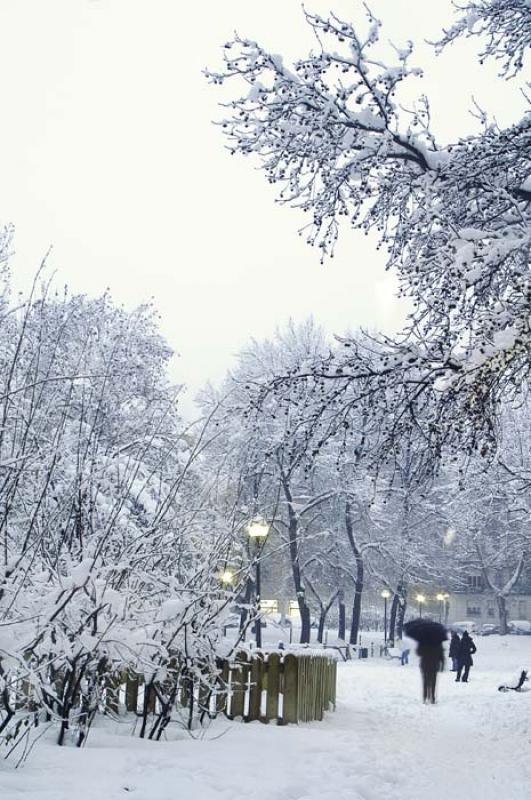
[220,569,234,586]
[381,589,391,600]
[416,593,426,604]
[246,518,269,541]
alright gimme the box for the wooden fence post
[246,654,263,722]
[330,660,337,709]
[126,673,139,713]
[265,653,280,723]
[229,651,248,719]
[143,681,156,716]
[297,656,307,722]
[303,656,312,723]
[315,657,324,721]
[179,674,191,708]
[53,670,65,718]
[216,661,229,714]
[282,655,298,724]
[324,660,332,711]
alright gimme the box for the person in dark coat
[417,642,445,703]
[449,632,461,672]
[456,631,477,682]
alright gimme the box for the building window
[518,601,526,617]
[259,599,278,615]
[466,575,483,590]
[487,607,496,617]
[466,605,482,617]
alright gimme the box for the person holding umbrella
[456,630,477,682]
[404,619,447,704]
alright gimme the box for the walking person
[417,641,445,703]
[449,632,461,672]
[404,619,447,704]
[456,630,477,682]
[397,636,412,665]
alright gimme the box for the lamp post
[246,517,269,648]
[436,592,449,623]
[416,593,425,617]
[381,589,391,644]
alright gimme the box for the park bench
[325,644,351,662]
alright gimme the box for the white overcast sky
[0,0,524,413]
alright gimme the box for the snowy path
[2,637,531,800]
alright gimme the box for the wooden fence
[110,650,337,726]
[221,650,337,724]
[9,650,338,731]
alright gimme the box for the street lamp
[381,589,391,644]
[416,593,426,617]
[436,592,449,623]
[246,517,269,648]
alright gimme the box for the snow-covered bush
[0,274,235,759]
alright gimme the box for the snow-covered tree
[435,0,531,78]
[199,320,338,644]
[208,0,530,462]
[444,397,531,632]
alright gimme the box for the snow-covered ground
[2,635,531,800]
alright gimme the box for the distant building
[447,592,530,624]
[446,569,531,625]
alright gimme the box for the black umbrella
[403,618,448,645]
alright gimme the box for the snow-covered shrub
[0,276,235,759]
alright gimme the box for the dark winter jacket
[449,633,461,658]
[458,632,477,666]
[417,642,445,673]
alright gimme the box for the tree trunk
[476,548,525,637]
[345,501,364,646]
[338,591,346,641]
[496,594,508,635]
[317,610,326,643]
[314,590,338,643]
[298,600,311,644]
[396,594,407,639]
[349,579,363,646]
[280,471,311,644]
[389,593,399,645]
